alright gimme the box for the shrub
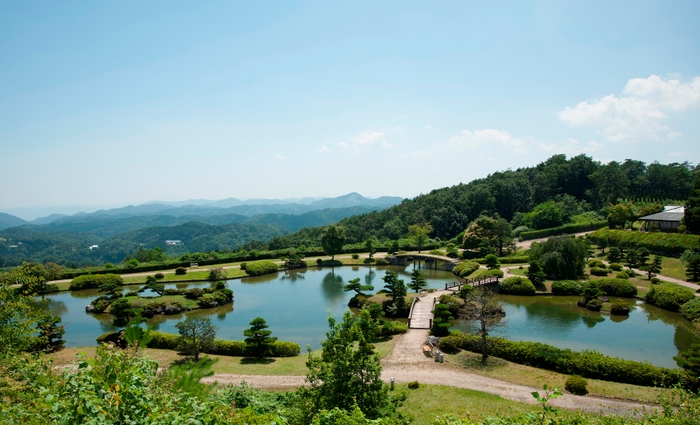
[565,375,589,395]
[351,254,359,259]
[452,261,480,278]
[588,259,605,268]
[651,277,661,285]
[595,278,637,298]
[616,272,629,279]
[589,267,609,276]
[271,340,301,357]
[209,339,246,356]
[69,274,123,291]
[147,332,299,357]
[472,268,504,279]
[608,263,623,271]
[147,331,181,349]
[209,267,226,280]
[626,269,637,277]
[680,297,700,321]
[439,331,685,388]
[185,287,205,300]
[586,299,603,311]
[499,277,536,296]
[124,290,139,297]
[244,260,279,276]
[154,272,165,280]
[379,320,408,336]
[316,259,323,265]
[163,288,186,296]
[610,299,631,315]
[407,381,420,389]
[645,286,695,312]
[240,262,247,271]
[551,280,583,295]
[587,228,700,257]
[175,267,187,275]
[375,258,390,266]
[519,221,607,240]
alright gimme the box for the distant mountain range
[0,193,403,266]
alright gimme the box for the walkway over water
[393,253,460,265]
[407,290,450,329]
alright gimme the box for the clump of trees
[529,236,587,280]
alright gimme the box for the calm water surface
[36,265,699,368]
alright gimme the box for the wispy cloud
[558,75,700,142]
[448,129,533,154]
[340,131,391,153]
[317,145,331,153]
[274,153,285,160]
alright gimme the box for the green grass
[659,257,688,281]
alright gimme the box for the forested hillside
[0,212,26,230]
[266,155,698,249]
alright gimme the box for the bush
[185,288,205,300]
[565,375,589,395]
[316,259,323,265]
[586,299,603,311]
[271,340,301,357]
[616,272,630,279]
[244,260,279,276]
[154,272,164,280]
[439,331,685,388]
[608,263,623,271]
[351,254,359,259]
[209,339,246,356]
[595,278,638,298]
[407,381,420,390]
[175,267,187,275]
[610,299,631,316]
[472,268,505,279]
[645,286,695,312]
[147,331,299,357]
[651,277,661,285]
[375,258,390,266]
[588,259,605,268]
[551,280,583,295]
[147,331,181,349]
[379,320,408,336]
[499,277,536,296]
[69,273,123,291]
[589,267,609,276]
[209,267,226,280]
[680,297,700,321]
[519,221,607,240]
[124,290,139,297]
[240,262,247,271]
[452,261,480,278]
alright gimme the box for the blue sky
[1,1,699,219]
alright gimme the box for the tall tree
[243,317,277,359]
[462,216,514,256]
[407,223,432,253]
[464,286,504,363]
[589,161,630,205]
[527,261,547,287]
[685,175,700,234]
[529,236,588,279]
[382,270,407,315]
[648,256,663,280]
[365,237,377,259]
[305,309,402,420]
[176,316,217,361]
[321,225,346,261]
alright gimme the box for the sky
[1,1,699,220]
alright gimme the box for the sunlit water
[35,265,699,368]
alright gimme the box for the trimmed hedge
[499,277,536,295]
[644,286,694,312]
[452,261,480,278]
[69,273,123,291]
[519,221,607,241]
[587,228,700,257]
[244,260,279,276]
[595,278,638,298]
[471,268,505,279]
[551,280,583,295]
[144,331,300,357]
[476,256,529,264]
[680,298,700,322]
[589,267,609,276]
[439,331,686,388]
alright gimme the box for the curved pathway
[206,328,653,416]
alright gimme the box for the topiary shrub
[651,277,660,285]
[316,258,323,265]
[379,320,408,336]
[452,261,480,278]
[407,381,420,390]
[680,297,700,322]
[551,280,583,295]
[589,267,609,276]
[351,254,359,259]
[610,299,630,316]
[596,278,638,298]
[645,286,695,312]
[608,263,623,271]
[124,290,139,297]
[375,258,390,266]
[185,287,205,300]
[175,267,187,275]
[69,273,123,291]
[586,299,603,311]
[565,375,588,395]
[626,269,637,277]
[499,277,536,296]
[438,333,465,353]
[616,271,629,279]
[588,259,605,268]
[244,260,279,276]
[240,263,247,271]
[270,340,301,357]
[154,272,165,280]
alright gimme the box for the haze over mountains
[0,193,403,266]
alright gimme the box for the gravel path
[206,328,654,416]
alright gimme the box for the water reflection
[321,270,345,306]
[281,271,306,282]
[581,314,605,328]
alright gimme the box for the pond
[36,265,699,369]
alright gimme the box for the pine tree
[243,317,277,359]
[684,175,700,234]
[408,269,427,293]
[648,256,663,280]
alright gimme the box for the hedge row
[644,286,695,312]
[551,280,583,295]
[498,277,536,295]
[519,221,607,241]
[476,256,529,264]
[439,331,687,388]
[106,331,301,357]
[680,298,700,322]
[452,261,480,278]
[594,278,638,298]
[69,273,123,291]
[587,228,700,257]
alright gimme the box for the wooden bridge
[391,253,460,271]
[406,276,500,329]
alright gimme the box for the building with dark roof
[638,205,684,232]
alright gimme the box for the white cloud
[448,129,533,154]
[351,131,389,147]
[274,153,285,160]
[338,142,349,150]
[424,125,439,131]
[317,145,330,153]
[538,138,601,154]
[558,75,700,142]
